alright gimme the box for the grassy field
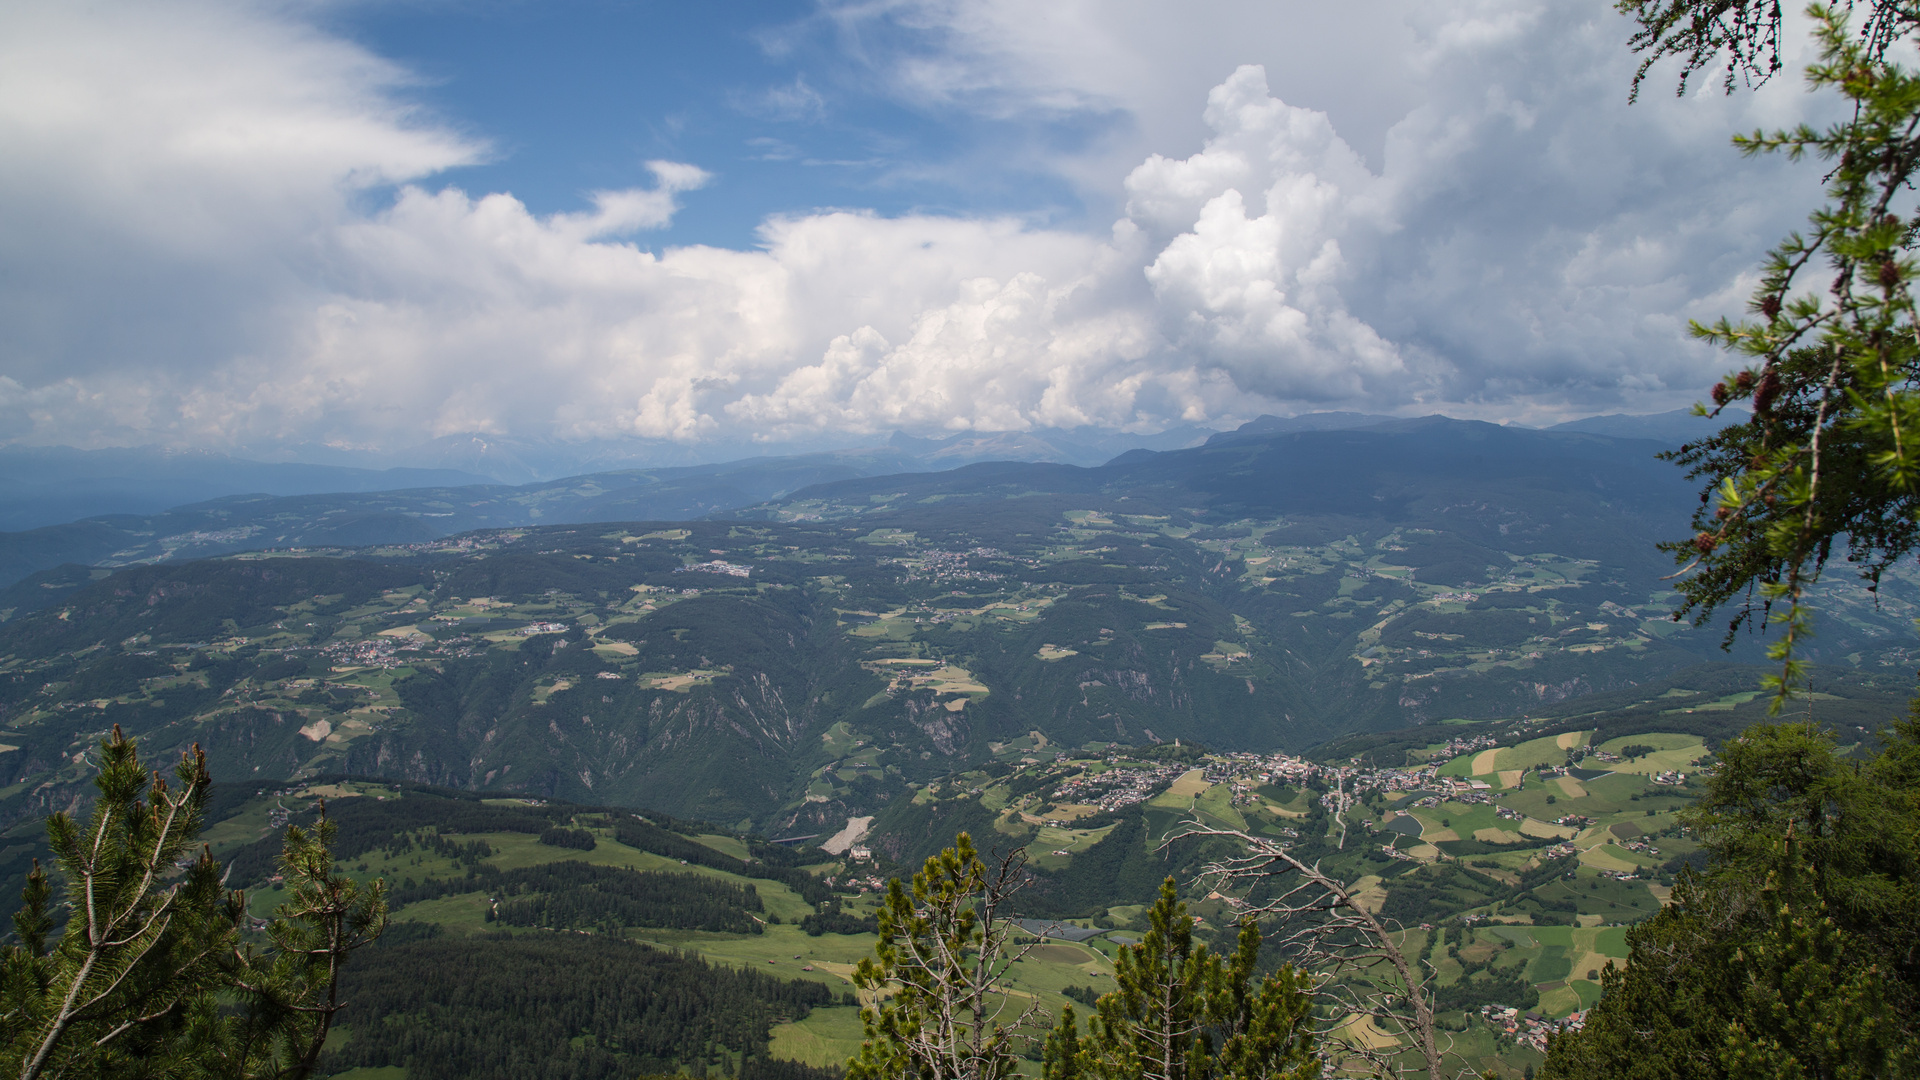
[1594,734,1711,775]
[1029,821,1118,870]
[1374,728,1693,1020]
[1164,769,1211,799]
[770,1005,868,1067]
[1407,801,1504,839]
[1467,733,1585,776]
[1191,783,1246,831]
[308,813,826,933]
[210,723,1709,1077]
[631,923,878,992]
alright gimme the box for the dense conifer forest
[485,862,765,934]
[323,932,842,1080]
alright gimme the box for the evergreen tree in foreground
[1538,4,1920,1076]
[850,840,1318,1080]
[847,833,1035,1080]
[1618,0,1920,709]
[1078,879,1317,1080]
[1042,1004,1085,1080]
[0,727,385,1080]
[1541,717,1919,1079]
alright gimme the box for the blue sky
[321,0,1119,248]
[0,0,1832,460]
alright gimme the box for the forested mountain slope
[0,420,1909,841]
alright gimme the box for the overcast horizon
[0,0,1833,462]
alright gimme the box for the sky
[0,0,1834,462]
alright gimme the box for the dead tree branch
[1163,822,1469,1079]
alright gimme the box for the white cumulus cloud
[0,0,1839,455]
[1130,67,1405,402]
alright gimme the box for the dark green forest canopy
[209,780,824,895]
[1541,717,1920,1078]
[324,932,841,1080]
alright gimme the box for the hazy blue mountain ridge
[0,431,1225,590]
[0,412,1713,590]
[0,453,916,591]
[0,445,493,532]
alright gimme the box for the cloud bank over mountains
[0,0,1827,456]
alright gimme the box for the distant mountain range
[0,445,493,532]
[221,425,1227,487]
[1214,407,1743,446]
[1545,408,1747,442]
[1,415,1907,841]
[0,452,900,589]
[0,410,1738,589]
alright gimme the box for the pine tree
[216,805,388,1078]
[1208,917,1317,1080]
[0,727,385,1080]
[1090,879,1212,1080]
[846,833,1037,1080]
[1041,1005,1084,1080]
[1085,878,1318,1080]
[850,852,1318,1080]
[1541,717,1920,1079]
[0,729,241,1079]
